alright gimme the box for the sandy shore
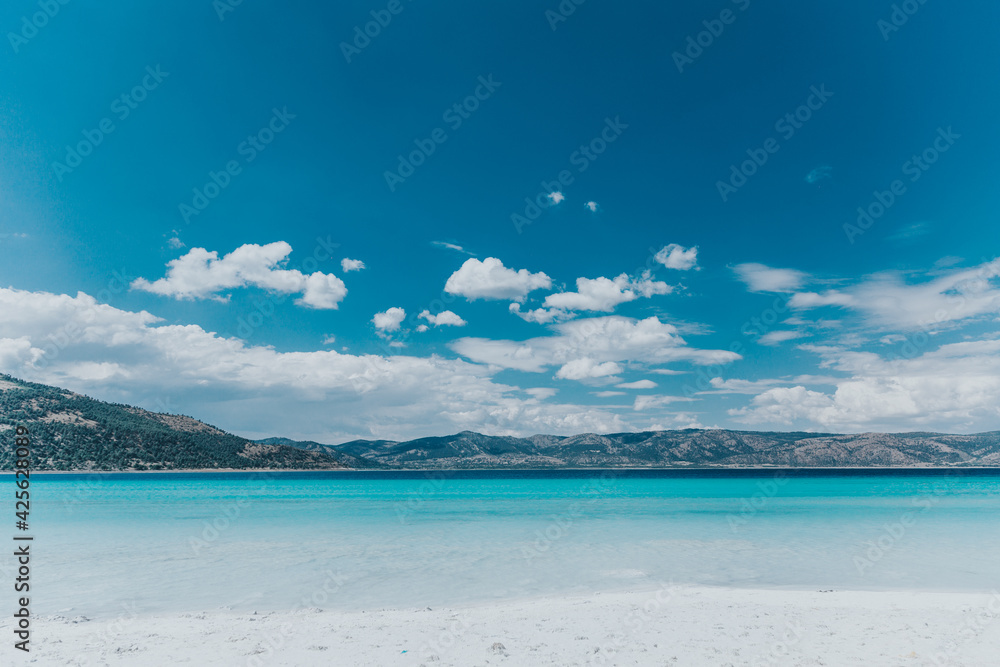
[5,586,998,666]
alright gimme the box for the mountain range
[2,374,999,470]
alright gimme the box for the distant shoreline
[5,465,999,476]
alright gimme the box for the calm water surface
[10,470,1000,617]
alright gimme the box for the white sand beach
[14,586,1000,666]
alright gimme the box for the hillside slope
[0,375,344,471]
[328,429,1000,468]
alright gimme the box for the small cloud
[322,334,336,345]
[805,165,832,184]
[593,391,626,397]
[650,368,685,375]
[388,341,406,348]
[733,263,807,293]
[373,307,406,332]
[509,303,563,324]
[758,330,805,346]
[167,236,185,249]
[415,324,429,333]
[583,201,599,212]
[548,192,566,205]
[933,256,963,269]
[879,334,906,344]
[655,244,699,271]
[554,358,622,381]
[445,257,551,302]
[885,221,932,242]
[432,241,476,256]
[525,387,558,400]
[419,309,467,327]
[341,258,365,272]
[616,379,658,389]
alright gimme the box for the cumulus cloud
[655,244,698,271]
[733,263,807,293]
[730,338,1000,431]
[548,192,565,204]
[787,259,1000,330]
[451,315,740,378]
[554,358,622,381]
[419,310,467,327]
[0,286,640,440]
[132,242,348,310]
[341,258,365,272]
[445,257,551,302]
[543,272,672,313]
[583,201,599,212]
[616,379,658,389]
[509,303,561,324]
[373,307,406,332]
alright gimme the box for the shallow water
[11,470,1000,618]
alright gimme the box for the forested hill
[0,375,343,471]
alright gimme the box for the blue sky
[2,0,999,441]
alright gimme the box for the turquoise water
[9,471,1000,618]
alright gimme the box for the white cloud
[654,244,699,271]
[543,272,672,313]
[758,330,805,346]
[555,358,622,381]
[633,395,690,411]
[593,391,625,397]
[547,192,565,204]
[787,259,1000,330]
[733,263,807,293]
[452,315,741,379]
[341,258,365,272]
[322,335,336,345]
[509,303,561,324]
[0,286,641,440]
[445,257,551,302]
[730,338,1000,431]
[616,380,657,389]
[419,310,467,327]
[167,236,185,249]
[132,242,347,310]
[372,307,406,332]
[583,201,599,212]
[415,324,429,333]
[432,241,476,256]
